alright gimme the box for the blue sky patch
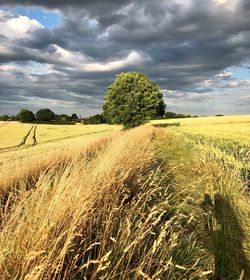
[2,5,61,28]
[229,66,250,80]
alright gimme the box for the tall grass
[0,125,249,279]
[159,130,250,279]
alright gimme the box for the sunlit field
[0,121,120,149]
[151,114,250,128]
[0,122,33,148]
[152,115,250,186]
[0,122,120,166]
[151,115,250,148]
[0,117,249,279]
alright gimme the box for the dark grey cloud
[0,0,250,115]
[0,0,131,16]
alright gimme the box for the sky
[0,0,249,117]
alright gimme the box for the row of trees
[81,114,106,124]
[164,112,198,119]
[0,115,17,121]
[16,109,79,124]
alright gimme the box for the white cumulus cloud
[0,11,43,39]
[84,50,145,72]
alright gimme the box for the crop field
[151,114,250,127]
[0,116,249,279]
[0,122,120,166]
[0,122,120,149]
[152,115,250,188]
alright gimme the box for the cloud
[213,0,238,11]
[215,71,233,80]
[240,95,250,100]
[225,79,250,88]
[0,0,250,115]
[84,50,146,72]
[0,0,132,16]
[0,13,43,39]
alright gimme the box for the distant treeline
[0,115,17,121]
[0,109,79,124]
[0,109,106,125]
[81,114,106,124]
[0,109,224,125]
[164,112,197,119]
[159,112,224,119]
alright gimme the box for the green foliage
[53,114,75,124]
[0,115,10,121]
[103,72,165,128]
[71,113,78,120]
[16,109,35,123]
[36,108,55,123]
[82,114,106,124]
[165,111,192,119]
[154,99,166,118]
[9,116,17,121]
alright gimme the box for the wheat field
[152,115,250,188]
[0,122,120,149]
[151,114,250,128]
[0,117,249,279]
[0,122,120,166]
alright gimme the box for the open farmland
[0,122,120,166]
[0,116,249,279]
[152,115,250,188]
[151,114,250,127]
[0,122,120,149]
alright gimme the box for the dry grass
[0,123,249,279]
[0,126,159,278]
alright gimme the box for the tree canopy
[16,109,35,123]
[36,109,55,122]
[103,72,166,128]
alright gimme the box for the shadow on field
[202,193,250,280]
[152,122,180,128]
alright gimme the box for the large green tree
[103,72,166,128]
[16,109,35,123]
[36,108,55,122]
